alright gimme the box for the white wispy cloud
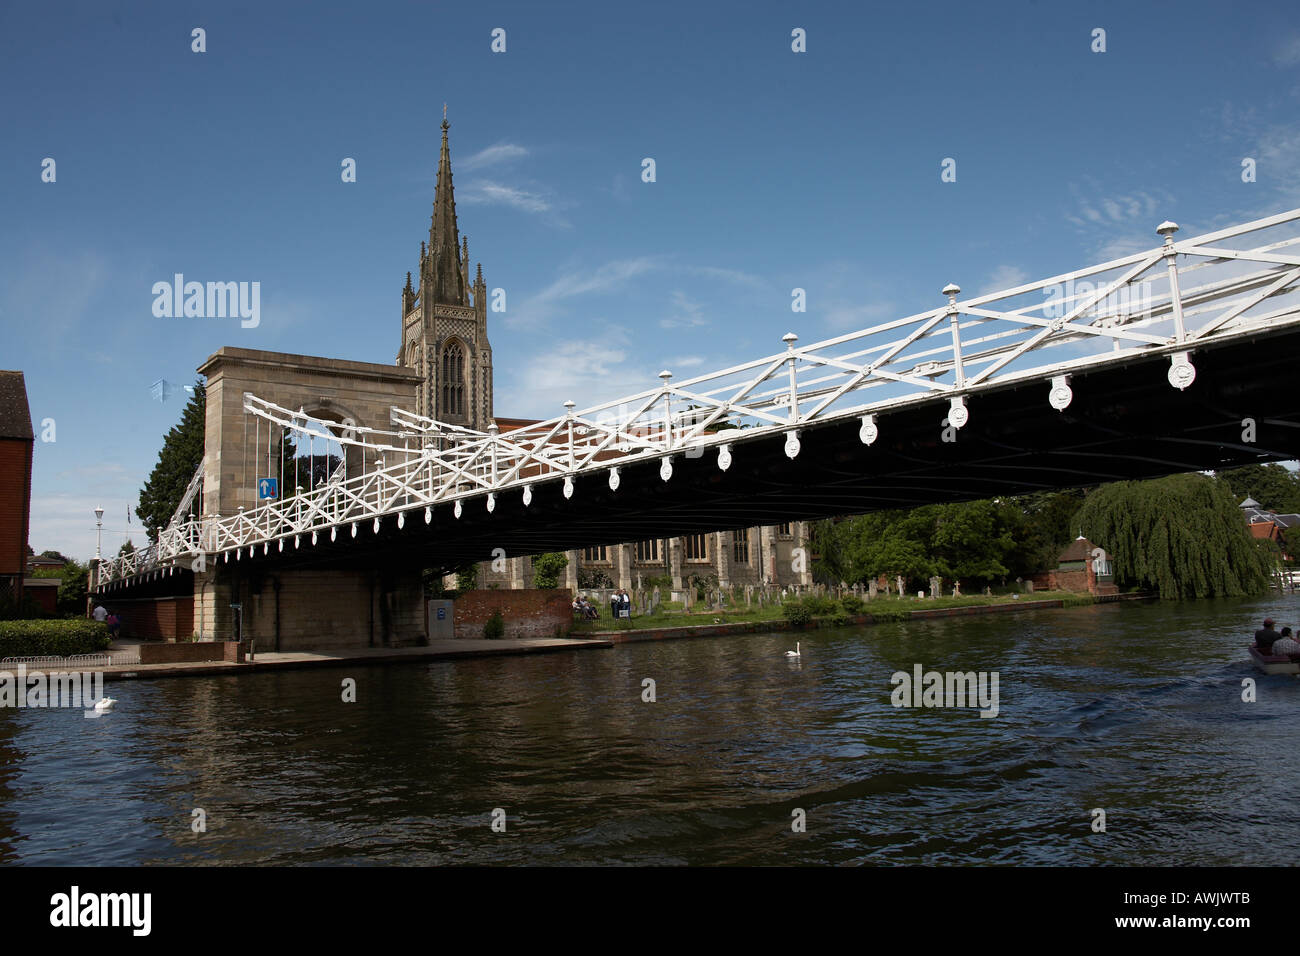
[979,264,1029,296]
[660,290,709,329]
[1274,34,1300,66]
[497,328,645,416]
[507,256,663,328]
[1066,186,1164,230]
[684,265,766,288]
[459,143,528,172]
[461,180,554,214]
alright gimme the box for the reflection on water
[1,595,1297,865]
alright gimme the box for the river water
[2,595,1297,866]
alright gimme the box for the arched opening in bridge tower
[278,406,368,498]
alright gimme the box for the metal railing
[0,653,114,668]
[97,208,1300,586]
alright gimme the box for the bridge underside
[118,327,1300,585]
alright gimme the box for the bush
[829,611,852,627]
[483,609,505,640]
[782,600,813,624]
[804,595,838,615]
[840,595,864,615]
[0,619,112,657]
[455,564,478,592]
[532,552,568,589]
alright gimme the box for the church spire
[426,105,467,306]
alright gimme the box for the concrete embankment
[95,637,613,682]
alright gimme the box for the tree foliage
[810,493,1079,591]
[137,381,205,541]
[532,552,568,589]
[1074,473,1270,599]
[1215,463,1300,513]
[455,563,478,592]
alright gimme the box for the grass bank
[569,590,1102,635]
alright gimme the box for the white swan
[93,698,117,712]
[785,642,801,658]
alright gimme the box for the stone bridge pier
[193,562,426,651]
[191,347,426,649]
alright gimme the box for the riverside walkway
[90,636,612,681]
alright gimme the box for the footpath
[91,636,613,682]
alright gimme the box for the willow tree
[1074,473,1270,599]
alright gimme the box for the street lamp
[93,505,105,596]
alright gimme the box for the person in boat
[1272,626,1300,657]
[1254,618,1280,650]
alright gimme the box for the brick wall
[453,588,572,640]
[0,438,33,577]
[139,641,242,664]
[1029,568,1092,593]
[101,596,195,641]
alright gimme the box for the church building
[397,115,811,593]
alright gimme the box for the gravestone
[868,580,878,600]
[929,576,942,599]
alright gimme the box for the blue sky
[3,0,1298,560]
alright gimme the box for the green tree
[532,552,568,589]
[1215,463,1300,513]
[930,499,1017,583]
[137,381,206,541]
[1280,525,1300,566]
[455,563,478,592]
[1074,473,1270,599]
[118,540,136,557]
[1004,490,1087,576]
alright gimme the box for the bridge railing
[98,207,1300,585]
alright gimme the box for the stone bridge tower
[398,110,493,431]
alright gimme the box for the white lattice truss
[100,208,1300,585]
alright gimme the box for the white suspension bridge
[97,208,1300,588]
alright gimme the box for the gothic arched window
[442,342,465,418]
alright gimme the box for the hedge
[0,620,112,658]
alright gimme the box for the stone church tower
[398,112,493,430]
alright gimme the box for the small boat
[1248,645,1300,675]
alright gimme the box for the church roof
[1240,496,1260,508]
